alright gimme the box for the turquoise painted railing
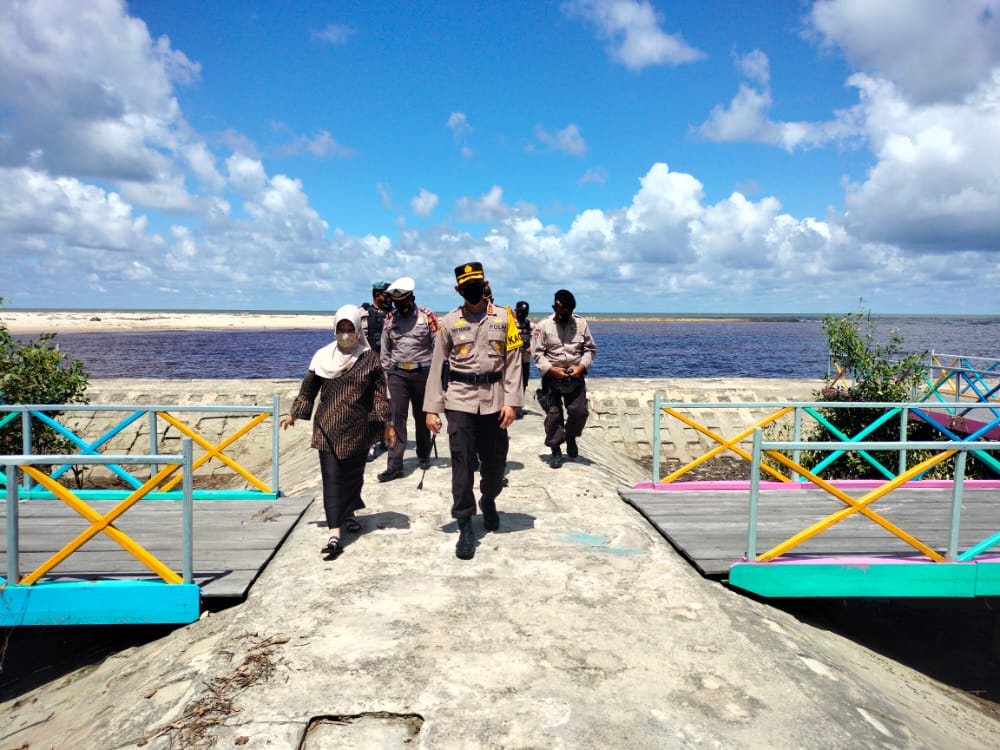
[2,440,201,625]
[652,397,1000,484]
[746,431,1000,564]
[0,399,281,500]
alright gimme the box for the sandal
[344,516,362,533]
[321,535,341,555]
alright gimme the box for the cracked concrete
[2,378,999,749]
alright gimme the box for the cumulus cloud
[455,186,515,223]
[0,0,202,191]
[410,188,439,217]
[808,0,1000,104]
[561,0,705,70]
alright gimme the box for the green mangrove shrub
[0,298,90,461]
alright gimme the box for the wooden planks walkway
[619,485,1000,578]
[1,496,312,599]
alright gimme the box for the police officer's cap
[387,276,415,299]
[454,262,485,285]
[372,280,390,292]
[515,300,529,313]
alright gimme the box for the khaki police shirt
[531,313,597,376]
[380,306,438,373]
[424,303,524,415]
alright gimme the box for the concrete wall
[59,377,823,489]
[586,377,823,470]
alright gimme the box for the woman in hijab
[280,304,395,556]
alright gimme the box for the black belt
[393,361,432,371]
[449,370,502,385]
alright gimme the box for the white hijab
[309,304,370,379]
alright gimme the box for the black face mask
[460,283,485,304]
[393,297,414,314]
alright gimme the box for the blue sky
[2,0,999,314]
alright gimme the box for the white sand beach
[2,309,763,334]
[1,310,336,334]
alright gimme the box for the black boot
[480,498,500,531]
[550,447,563,469]
[456,517,475,560]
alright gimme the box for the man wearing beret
[531,289,596,468]
[424,262,524,560]
[378,276,439,482]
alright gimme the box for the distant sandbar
[2,310,779,334]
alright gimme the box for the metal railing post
[746,429,762,560]
[899,407,908,476]
[182,437,194,583]
[792,406,802,482]
[21,410,32,492]
[652,393,661,483]
[946,450,967,561]
[272,394,280,494]
[6,463,19,583]
[149,409,159,477]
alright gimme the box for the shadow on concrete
[773,597,1000,708]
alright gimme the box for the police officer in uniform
[424,262,523,560]
[532,289,596,468]
[361,280,392,460]
[378,276,439,482]
[514,301,533,417]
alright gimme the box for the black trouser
[539,375,589,448]
[445,409,508,519]
[386,369,431,471]
[318,449,366,530]
[521,361,530,396]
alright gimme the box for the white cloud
[0,167,154,251]
[226,153,267,196]
[447,112,473,139]
[697,82,777,144]
[579,166,608,185]
[410,188,439,217]
[447,112,474,158]
[736,48,770,86]
[456,185,515,223]
[314,23,356,46]
[0,0,200,192]
[532,123,588,156]
[808,0,1000,104]
[840,72,1000,251]
[561,0,706,70]
[377,183,394,209]
[271,124,354,159]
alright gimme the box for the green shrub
[803,307,1000,479]
[1,299,90,460]
[806,307,929,479]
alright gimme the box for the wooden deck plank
[1,496,312,599]
[620,486,1000,578]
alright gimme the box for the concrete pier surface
[2,378,1000,749]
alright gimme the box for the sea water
[29,316,1000,380]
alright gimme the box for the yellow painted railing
[4,441,195,586]
[745,433,1000,564]
[0,399,281,499]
